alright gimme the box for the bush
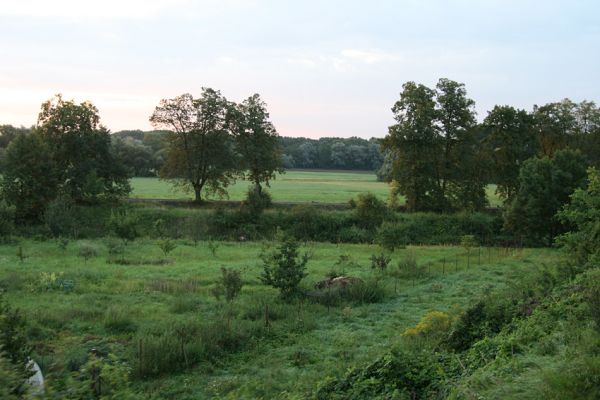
[108,209,139,244]
[376,221,408,251]
[0,294,32,394]
[402,310,453,345]
[354,192,389,230]
[211,267,243,302]
[0,351,26,400]
[242,186,272,216]
[78,242,99,264]
[44,194,76,237]
[314,348,450,399]
[0,200,15,238]
[157,238,177,257]
[370,253,391,273]
[260,236,309,300]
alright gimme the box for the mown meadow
[0,237,555,399]
[129,170,503,207]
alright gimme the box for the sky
[0,0,599,138]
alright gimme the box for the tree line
[0,88,283,220]
[382,78,599,244]
[108,131,384,177]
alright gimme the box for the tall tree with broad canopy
[383,81,443,211]
[232,94,283,193]
[383,79,487,212]
[150,89,238,202]
[504,149,588,245]
[483,105,538,203]
[0,133,57,220]
[435,78,487,210]
[36,95,130,202]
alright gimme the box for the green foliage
[313,348,450,399]
[0,199,15,238]
[234,94,284,190]
[150,89,239,202]
[583,269,600,330]
[52,353,141,399]
[78,242,99,263]
[0,350,26,400]
[505,148,588,245]
[211,267,243,302]
[556,167,600,269]
[369,253,391,273]
[396,254,427,280]
[383,78,486,212]
[376,221,407,251]
[0,132,57,220]
[104,307,137,334]
[37,94,131,202]
[157,238,177,257]
[260,236,309,299]
[483,105,538,203]
[353,192,389,229]
[0,294,32,394]
[242,185,273,216]
[401,310,454,345]
[108,209,139,244]
[44,194,76,237]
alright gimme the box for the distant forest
[0,127,384,177]
[108,131,385,175]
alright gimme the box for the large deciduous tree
[0,133,57,220]
[383,81,442,211]
[37,95,130,202]
[435,78,487,210]
[504,149,588,245]
[383,79,487,212]
[483,105,538,203]
[233,94,283,193]
[150,89,238,202]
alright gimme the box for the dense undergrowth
[312,264,600,399]
[5,201,507,247]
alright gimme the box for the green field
[130,170,502,206]
[0,239,553,398]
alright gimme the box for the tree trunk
[193,184,202,203]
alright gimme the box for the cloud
[340,49,399,64]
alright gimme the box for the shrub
[397,254,426,279]
[260,236,309,300]
[78,242,99,264]
[583,269,600,330]
[402,310,453,344]
[0,294,32,393]
[0,351,26,400]
[242,186,272,216]
[44,194,76,237]
[314,348,450,399]
[377,221,408,251]
[157,238,177,258]
[211,267,243,302]
[0,200,15,238]
[354,192,389,229]
[108,209,139,244]
[370,253,391,273]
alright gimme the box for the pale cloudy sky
[0,0,598,138]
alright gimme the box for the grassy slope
[130,170,502,207]
[0,239,553,399]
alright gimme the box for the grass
[0,238,555,398]
[130,170,503,206]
